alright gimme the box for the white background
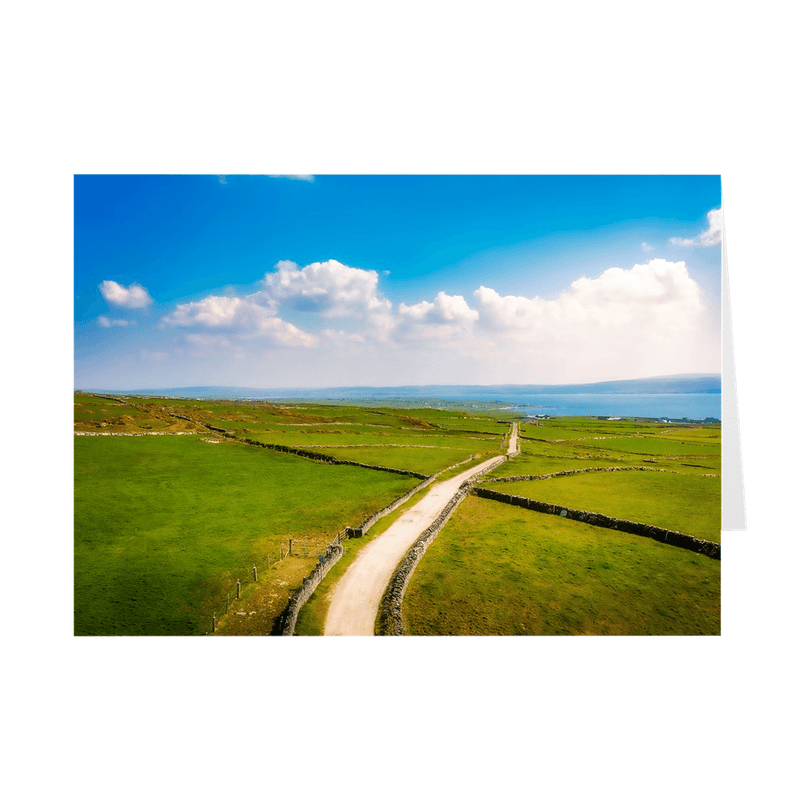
[4,2,796,798]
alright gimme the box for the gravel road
[324,424,518,636]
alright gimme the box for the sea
[300,391,721,421]
[466,392,722,420]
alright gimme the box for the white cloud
[97,315,135,328]
[98,280,153,309]
[162,296,255,328]
[159,258,398,354]
[670,207,723,247]
[399,291,478,325]
[641,242,654,251]
[396,291,479,340]
[161,293,316,348]
[472,259,717,381]
[477,259,704,330]
[263,259,393,321]
[147,255,717,385]
[269,175,314,182]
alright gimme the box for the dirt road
[324,423,518,636]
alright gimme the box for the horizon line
[76,373,721,394]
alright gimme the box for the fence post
[237,579,241,600]
[212,613,216,633]
[289,538,293,556]
[253,564,258,582]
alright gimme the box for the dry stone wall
[167,413,430,479]
[479,465,719,483]
[472,486,721,559]
[274,542,344,635]
[345,476,436,538]
[74,431,198,436]
[238,438,429,479]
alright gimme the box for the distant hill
[81,373,721,400]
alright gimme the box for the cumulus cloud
[151,254,717,383]
[159,258,399,353]
[477,259,704,330]
[396,291,479,340]
[472,259,716,381]
[263,259,393,321]
[399,292,478,325]
[161,293,316,348]
[97,316,135,328]
[670,207,723,247]
[98,280,153,309]
[163,296,259,328]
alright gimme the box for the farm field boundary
[75,431,200,436]
[472,486,721,559]
[167,412,430,479]
[479,465,719,483]
[89,395,431,479]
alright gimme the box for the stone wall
[344,452,486,537]
[167,412,431,479]
[345,476,436,538]
[238,437,430,479]
[472,486,721,559]
[74,431,198,436]
[479,465,719,483]
[274,542,345,635]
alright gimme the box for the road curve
[324,423,518,636]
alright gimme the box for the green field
[74,394,722,636]
[491,470,721,542]
[73,394,508,635]
[572,435,720,457]
[74,434,418,635]
[491,428,720,479]
[403,496,720,635]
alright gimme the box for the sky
[74,174,722,389]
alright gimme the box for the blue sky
[74,174,721,389]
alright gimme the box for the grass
[74,394,722,636]
[403,495,720,636]
[495,422,721,480]
[74,435,418,635]
[573,436,720,457]
[308,444,487,474]
[491,449,629,477]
